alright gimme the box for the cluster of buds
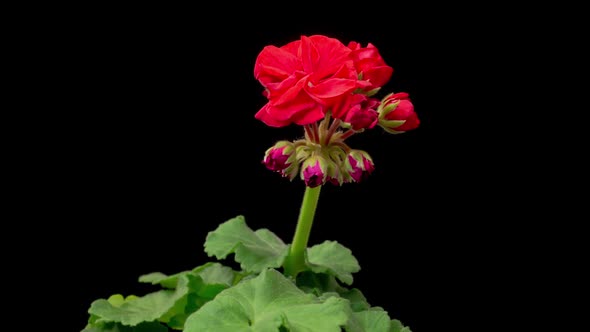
[262,110,384,188]
[264,138,374,188]
[263,91,419,187]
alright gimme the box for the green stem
[284,185,322,277]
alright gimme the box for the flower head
[256,35,418,188]
[254,35,378,127]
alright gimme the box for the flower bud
[263,141,296,172]
[300,155,328,188]
[377,92,420,134]
[344,95,380,131]
[281,159,300,181]
[324,157,344,186]
[323,145,348,186]
[345,150,375,183]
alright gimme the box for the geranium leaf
[340,288,370,312]
[204,215,289,273]
[307,240,360,285]
[296,271,348,296]
[89,274,197,326]
[193,262,236,286]
[390,319,412,332]
[106,294,128,307]
[138,262,236,289]
[184,269,350,332]
[138,272,181,289]
[82,321,168,332]
[351,309,392,332]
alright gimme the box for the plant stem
[304,125,315,143]
[284,185,322,277]
[340,128,356,140]
[311,122,320,143]
[324,118,341,145]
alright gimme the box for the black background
[44,6,509,331]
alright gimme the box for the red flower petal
[331,61,358,80]
[395,112,420,131]
[292,103,324,125]
[258,96,323,127]
[281,39,301,56]
[271,96,318,122]
[303,35,352,81]
[254,45,301,84]
[389,92,409,100]
[273,75,309,106]
[306,78,357,99]
[385,100,415,120]
[264,71,308,100]
[255,103,292,127]
[300,35,320,74]
[362,65,393,88]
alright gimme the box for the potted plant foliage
[82,34,419,332]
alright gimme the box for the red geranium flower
[254,35,371,127]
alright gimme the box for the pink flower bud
[300,155,328,188]
[346,150,375,183]
[263,141,295,172]
[344,94,380,131]
[378,92,420,134]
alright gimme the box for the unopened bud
[263,141,296,172]
[300,155,328,188]
[377,92,420,134]
[346,150,375,183]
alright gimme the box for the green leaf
[204,215,289,273]
[282,297,351,332]
[317,291,341,301]
[184,269,350,332]
[307,240,360,285]
[166,264,238,328]
[138,272,181,289]
[193,262,236,286]
[340,288,370,312]
[139,262,236,289]
[106,295,127,307]
[352,309,392,332]
[82,321,168,332]
[91,265,238,330]
[390,319,412,332]
[89,274,196,326]
[296,271,348,296]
